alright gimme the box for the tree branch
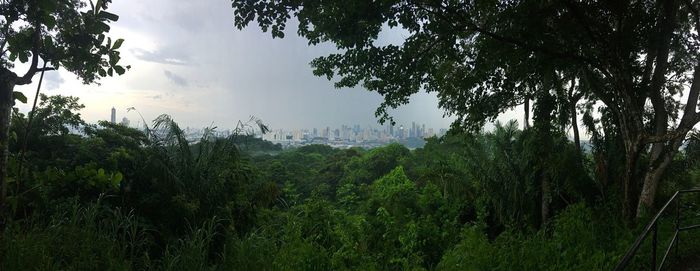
[415,2,608,75]
[649,0,679,97]
[562,1,605,51]
[36,67,56,72]
[645,0,680,163]
[643,64,700,145]
[15,22,41,85]
[464,20,604,69]
[683,64,700,118]
[0,27,10,54]
[643,130,689,144]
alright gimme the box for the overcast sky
[14,0,528,131]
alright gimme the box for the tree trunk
[0,74,15,211]
[637,64,700,217]
[524,98,530,129]
[637,130,689,217]
[637,159,671,217]
[571,101,581,157]
[541,174,551,225]
[622,139,641,220]
[594,152,609,188]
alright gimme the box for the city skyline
[106,106,447,134]
[104,105,446,149]
[260,122,447,149]
[104,104,456,134]
[261,122,447,141]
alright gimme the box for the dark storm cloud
[163,70,188,87]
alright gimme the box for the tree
[10,94,86,178]
[24,94,85,136]
[232,0,700,219]
[0,0,128,208]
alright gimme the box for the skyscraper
[411,122,416,138]
[110,107,116,124]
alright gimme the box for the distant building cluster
[109,107,131,127]
[182,127,233,142]
[262,122,448,149]
[106,107,448,149]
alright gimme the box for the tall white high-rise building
[110,107,116,124]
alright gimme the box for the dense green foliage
[2,95,700,270]
[4,1,700,269]
[0,0,128,214]
[231,0,700,219]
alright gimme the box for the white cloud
[163,70,188,87]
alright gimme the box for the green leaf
[112,38,124,49]
[13,91,27,103]
[107,67,113,76]
[114,66,125,75]
[18,53,28,63]
[38,0,57,11]
[43,37,55,50]
[98,68,106,77]
[113,172,123,186]
[99,11,119,21]
[45,15,57,29]
[95,0,103,14]
[96,21,111,32]
[109,52,120,66]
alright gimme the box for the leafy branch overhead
[232,0,700,218]
[1,0,130,87]
[233,1,699,128]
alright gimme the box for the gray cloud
[163,70,188,87]
[132,48,191,66]
[86,0,457,130]
[43,71,64,90]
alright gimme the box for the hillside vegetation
[2,95,700,270]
